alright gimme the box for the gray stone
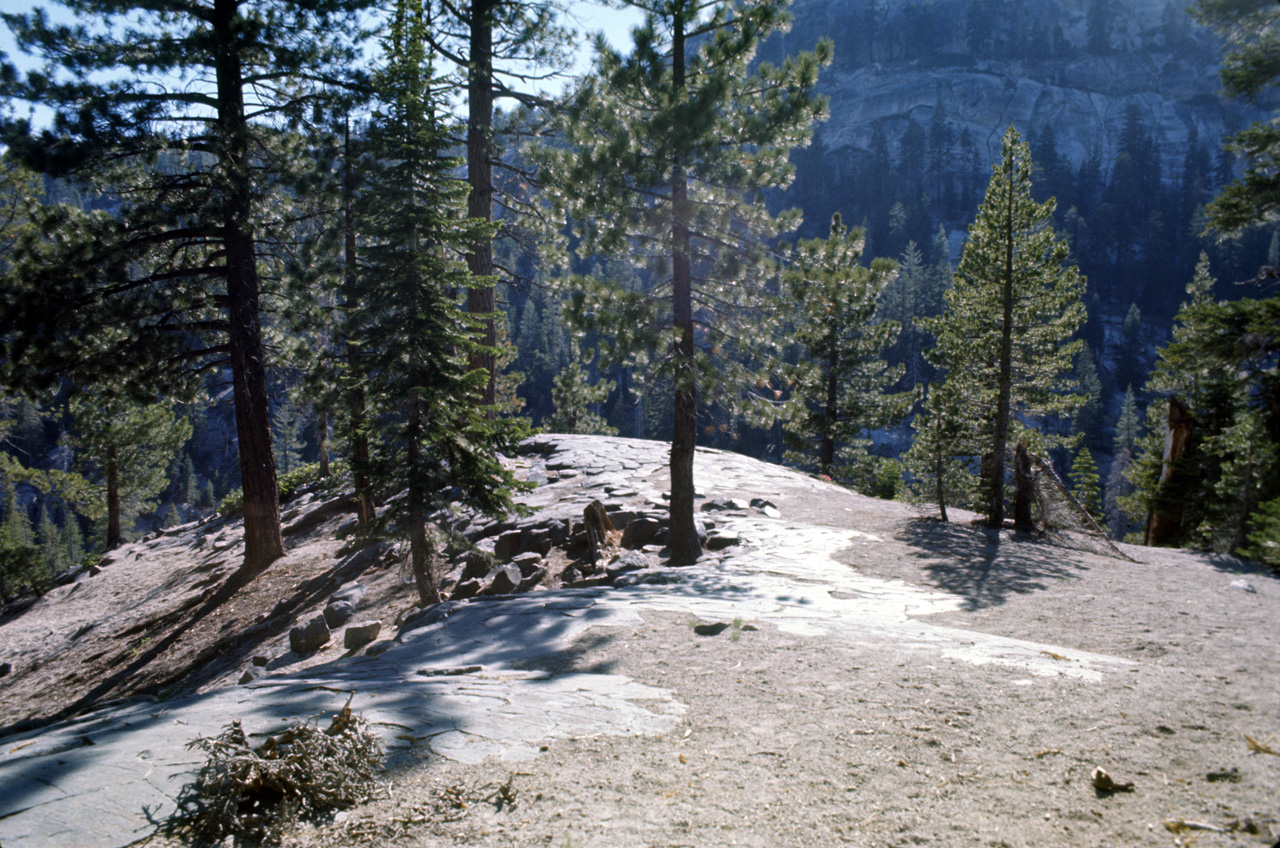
[324,599,356,629]
[239,666,265,685]
[251,655,269,667]
[511,552,544,575]
[518,566,547,592]
[289,614,331,654]
[482,564,522,596]
[622,516,663,548]
[494,530,525,560]
[607,551,652,578]
[331,581,366,605]
[344,620,383,650]
[0,661,11,678]
[1228,579,1258,594]
[706,532,741,551]
[461,551,492,581]
[451,578,482,600]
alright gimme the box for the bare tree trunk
[668,9,701,566]
[1145,395,1195,546]
[106,445,121,549]
[466,0,498,409]
[1013,440,1034,530]
[344,122,374,527]
[820,346,838,475]
[407,402,441,607]
[216,0,282,575]
[316,409,329,478]
[988,176,1017,528]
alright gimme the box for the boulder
[482,564,522,596]
[607,551,652,578]
[239,666,265,685]
[621,516,664,548]
[0,661,11,678]
[331,581,366,606]
[511,552,544,576]
[450,578,482,600]
[289,615,331,654]
[251,655,270,667]
[461,551,492,581]
[518,566,547,592]
[706,531,741,551]
[324,599,356,629]
[344,620,383,650]
[494,530,525,561]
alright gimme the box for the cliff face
[772,0,1259,188]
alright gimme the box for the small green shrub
[218,460,350,518]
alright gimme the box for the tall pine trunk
[215,0,282,573]
[989,177,1016,529]
[820,345,839,475]
[106,445,121,549]
[466,0,498,409]
[345,123,375,527]
[669,9,701,566]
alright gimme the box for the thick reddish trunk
[466,0,497,408]
[106,445,121,549]
[215,0,282,573]
[668,10,701,566]
[344,126,374,527]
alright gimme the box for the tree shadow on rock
[896,518,1092,610]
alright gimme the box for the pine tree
[540,0,831,564]
[1114,385,1141,456]
[923,127,1086,528]
[1069,446,1103,523]
[550,339,617,436]
[0,0,369,574]
[422,0,571,408]
[1074,343,1105,451]
[904,379,980,521]
[350,0,524,606]
[1190,0,1280,235]
[781,213,904,479]
[70,394,192,549]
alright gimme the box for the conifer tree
[351,0,523,606]
[1069,446,1103,523]
[904,379,979,521]
[1190,0,1280,235]
[70,395,192,550]
[923,127,1086,528]
[550,339,617,436]
[540,0,831,564]
[0,0,370,574]
[781,213,904,478]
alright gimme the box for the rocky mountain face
[776,0,1255,189]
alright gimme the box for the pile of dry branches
[172,700,383,845]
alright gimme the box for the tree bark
[106,444,121,549]
[820,345,839,475]
[466,0,498,409]
[1145,394,1195,546]
[1013,439,1035,530]
[407,398,441,607]
[668,8,701,566]
[988,171,1017,528]
[344,122,374,528]
[215,0,282,574]
[316,409,329,478]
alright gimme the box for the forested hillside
[1,0,1277,605]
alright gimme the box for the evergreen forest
[2,0,1279,604]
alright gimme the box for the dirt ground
[2,449,1278,848]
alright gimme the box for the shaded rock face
[778,0,1258,197]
